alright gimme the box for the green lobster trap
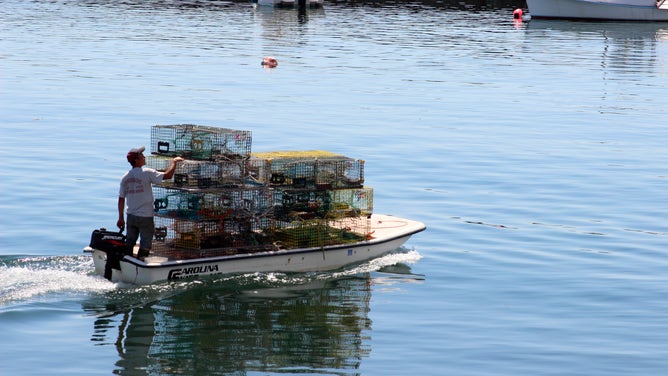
[153,186,274,221]
[151,124,252,160]
[154,215,275,250]
[250,151,364,190]
[272,216,370,249]
[148,156,249,189]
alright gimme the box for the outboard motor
[89,228,133,280]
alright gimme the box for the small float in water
[261,56,278,68]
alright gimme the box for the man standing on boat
[117,147,183,259]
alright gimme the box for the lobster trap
[328,187,373,218]
[249,151,364,189]
[315,159,364,189]
[271,187,373,222]
[153,186,274,221]
[151,124,252,160]
[148,157,249,189]
[271,216,370,249]
[154,216,275,250]
[272,189,332,221]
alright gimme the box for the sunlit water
[1,0,668,375]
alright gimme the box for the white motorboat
[85,125,425,285]
[85,214,425,285]
[526,0,668,21]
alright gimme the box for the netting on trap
[271,216,371,249]
[249,154,364,189]
[154,216,275,250]
[272,187,373,222]
[273,189,332,221]
[146,155,174,171]
[148,156,254,188]
[151,124,252,160]
[316,159,364,189]
[328,187,373,217]
[153,186,274,221]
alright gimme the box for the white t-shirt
[119,167,164,217]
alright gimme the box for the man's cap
[127,146,146,163]
[128,146,145,155]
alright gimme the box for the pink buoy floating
[261,56,278,68]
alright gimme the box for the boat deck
[136,214,423,262]
[147,242,277,261]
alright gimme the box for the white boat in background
[526,0,668,21]
[85,214,425,285]
[254,0,323,8]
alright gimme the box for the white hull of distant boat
[85,214,425,285]
[526,0,668,21]
[255,0,323,7]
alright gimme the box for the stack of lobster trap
[147,124,373,253]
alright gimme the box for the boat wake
[1,248,422,310]
[228,248,424,290]
[332,248,423,278]
[0,255,115,306]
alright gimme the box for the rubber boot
[137,248,150,260]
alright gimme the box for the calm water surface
[1,1,668,375]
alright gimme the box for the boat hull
[526,0,668,21]
[86,214,425,285]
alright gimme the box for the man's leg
[137,216,155,259]
[125,214,140,253]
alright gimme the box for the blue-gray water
[1,1,668,375]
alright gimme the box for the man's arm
[163,157,184,180]
[117,197,125,231]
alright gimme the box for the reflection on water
[524,19,668,114]
[254,5,326,24]
[526,19,668,72]
[526,19,668,39]
[83,272,412,375]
